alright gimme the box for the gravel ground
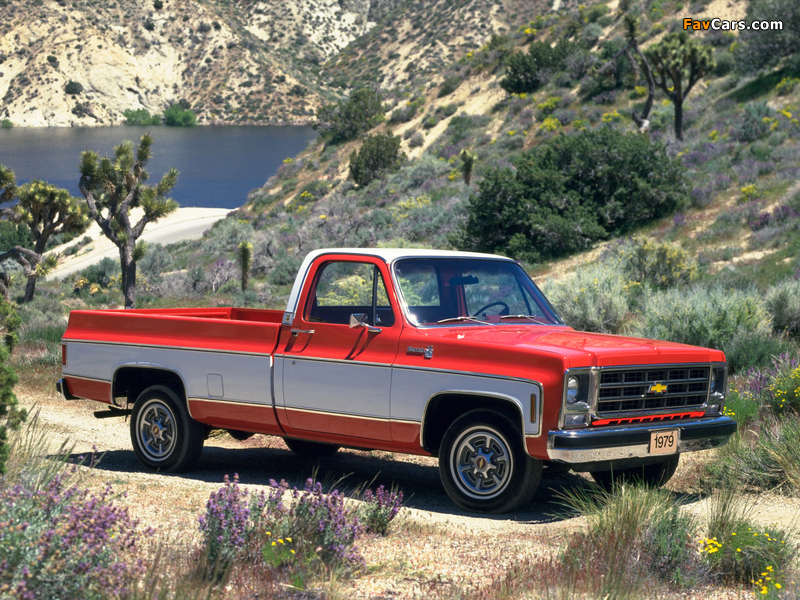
[15,386,800,599]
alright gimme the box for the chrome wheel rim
[450,425,513,500]
[137,398,177,462]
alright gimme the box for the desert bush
[269,251,303,286]
[315,88,385,144]
[630,285,770,370]
[456,128,687,262]
[408,131,424,148]
[438,75,462,97]
[81,256,121,288]
[0,292,20,475]
[349,133,406,187]
[163,103,197,127]
[734,101,773,142]
[356,485,403,535]
[701,484,796,589]
[736,0,800,71]
[388,96,422,123]
[123,108,161,125]
[541,263,630,334]
[201,218,253,255]
[500,39,580,94]
[559,484,700,591]
[64,80,83,95]
[766,278,800,338]
[138,243,174,280]
[610,235,697,289]
[0,466,149,599]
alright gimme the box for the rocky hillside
[0,0,542,127]
[0,0,406,126]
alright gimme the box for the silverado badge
[648,382,668,394]
[407,345,434,359]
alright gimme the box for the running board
[94,407,132,419]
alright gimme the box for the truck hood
[420,325,725,368]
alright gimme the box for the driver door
[280,258,400,441]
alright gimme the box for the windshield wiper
[436,316,489,325]
[500,314,543,322]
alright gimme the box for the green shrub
[611,236,697,289]
[541,263,630,334]
[701,485,796,588]
[559,484,699,592]
[766,278,800,338]
[64,80,83,95]
[0,294,21,475]
[438,75,462,98]
[163,103,196,126]
[736,0,800,71]
[144,19,155,31]
[123,108,161,125]
[0,220,34,251]
[153,0,163,8]
[314,88,385,144]
[500,39,580,94]
[721,388,759,428]
[348,133,406,187]
[734,101,773,142]
[630,285,772,373]
[456,128,687,262]
[46,55,58,67]
[0,119,12,129]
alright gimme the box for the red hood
[416,325,725,368]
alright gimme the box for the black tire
[439,409,542,513]
[590,453,680,490]
[130,385,205,472]
[284,437,340,458]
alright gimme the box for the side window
[307,262,395,326]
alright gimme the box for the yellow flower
[286,537,292,542]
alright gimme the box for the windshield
[393,258,563,326]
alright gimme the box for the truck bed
[63,307,284,355]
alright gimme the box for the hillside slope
[0,0,404,126]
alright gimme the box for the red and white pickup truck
[58,248,736,512]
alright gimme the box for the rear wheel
[130,385,205,472]
[590,454,680,490]
[284,437,340,458]
[439,410,542,513]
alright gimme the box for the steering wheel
[472,301,510,317]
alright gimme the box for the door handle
[290,329,315,336]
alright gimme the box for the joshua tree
[644,31,715,140]
[459,149,477,186]
[597,16,655,135]
[238,241,252,293]
[0,180,88,302]
[78,134,178,309]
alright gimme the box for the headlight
[707,363,728,416]
[561,370,593,428]
[566,376,581,405]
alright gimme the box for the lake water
[0,125,317,209]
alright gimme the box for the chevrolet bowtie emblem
[648,382,668,394]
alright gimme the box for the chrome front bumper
[547,416,736,466]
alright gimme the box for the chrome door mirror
[349,313,381,333]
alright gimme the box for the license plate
[650,430,678,455]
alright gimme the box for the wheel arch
[420,392,525,456]
[113,365,188,410]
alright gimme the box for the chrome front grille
[596,366,710,416]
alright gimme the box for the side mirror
[349,313,381,333]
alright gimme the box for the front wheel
[590,454,680,490]
[439,410,542,513]
[130,385,205,472]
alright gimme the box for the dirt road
[17,387,799,599]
